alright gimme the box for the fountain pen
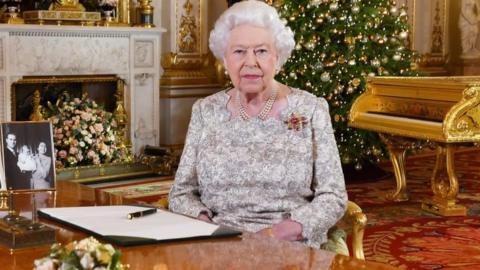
[127,208,157,219]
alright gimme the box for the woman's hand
[258,219,304,241]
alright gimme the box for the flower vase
[4,0,21,10]
[1,0,23,24]
[101,5,116,25]
[7,6,17,13]
[103,10,113,20]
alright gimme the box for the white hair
[209,0,295,70]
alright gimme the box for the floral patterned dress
[169,88,347,248]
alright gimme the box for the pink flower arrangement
[45,93,130,168]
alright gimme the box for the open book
[39,205,241,246]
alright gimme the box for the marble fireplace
[0,24,165,155]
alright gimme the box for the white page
[39,205,220,240]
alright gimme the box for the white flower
[95,243,115,264]
[59,263,75,270]
[76,238,97,254]
[80,253,95,269]
[33,258,55,270]
[94,123,104,133]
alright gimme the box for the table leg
[381,135,411,202]
[422,144,466,216]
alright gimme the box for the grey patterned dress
[169,88,347,248]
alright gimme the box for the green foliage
[274,0,418,168]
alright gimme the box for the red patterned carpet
[348,148,480,269]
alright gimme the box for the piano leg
[381,135,410,202]
[422,144,467,216]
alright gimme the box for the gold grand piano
[349,76,480,216]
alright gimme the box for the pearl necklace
[236,88,278,121]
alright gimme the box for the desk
[1,181,398,270]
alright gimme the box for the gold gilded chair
[154,198,366,260]
[339,201,367,260]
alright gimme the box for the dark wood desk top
[1,181,398,270]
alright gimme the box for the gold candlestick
[135,0,154,28]
[117,0,130,25]
[2,4,24,24]
[3,192,22,224]
[0,191,8,211]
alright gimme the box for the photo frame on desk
[0,121,56,192]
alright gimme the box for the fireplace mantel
[0,24,165,155]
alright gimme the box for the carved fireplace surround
[0,24,165,155]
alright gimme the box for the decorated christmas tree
[272,0,418,169]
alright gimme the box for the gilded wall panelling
[177,0,198,53]
[430,0,445,54]
[396,0,416,50]
[419,0,448,75]
[174,0,207,55]
[159,0,223,147]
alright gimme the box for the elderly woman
[169,0,347,249]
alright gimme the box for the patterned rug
[364,217,480,270]
[349,148,480,269]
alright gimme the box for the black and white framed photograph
[0,121,56,192]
